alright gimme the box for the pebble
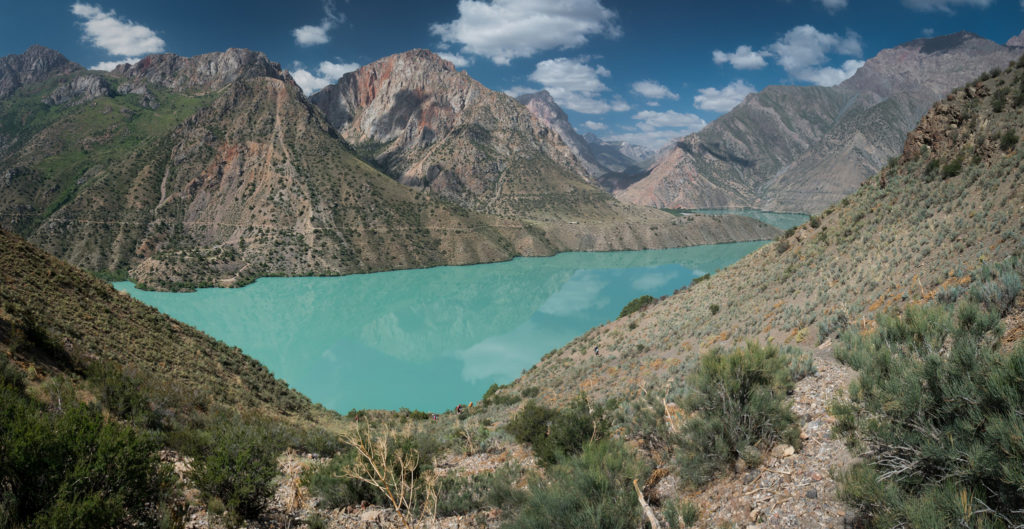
[806,489,818,499]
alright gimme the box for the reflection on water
[114,241,765,412]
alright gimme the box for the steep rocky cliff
[618,31,1021,213]
[0,47,779,290]
[516,90,651,191]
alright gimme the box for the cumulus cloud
[607,109,706,149]
[582,120,607,130]
[291,60,360,94]
[711,45,768,70]
[768,25,863,86]
[922,28,935,36]
[430,0,620,65]
[293,0,345,46]
[819,0,848,12]
[91,57,140,71]
[901,0,992,12]
[70,3,165,57]
[437,52,471,68]
[631,80,679,100]
[693,80,756,113]
[524,57,629,114]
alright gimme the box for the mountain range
[0,46,776,291]
[616,31,1023,213]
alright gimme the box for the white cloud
[712,45,768,70]
[503,86,535,97]
[582,120,606,130]
[922,27,935,36]
[607,109,706,149]
[819,0,848,12]
[430,0,620,65]
[631,80,679,100]
[91,57,140,71]
[293,0,345,46]
[524,57,628,114]
[800,59,865,86]
[694,80,756,113]
[437,52,471,68]
[768,25,863,86]
[291,60,360,94]
[901,0,992,12]
[71,3,165,57]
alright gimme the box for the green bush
[0,383,176,528]
[506,395,608,466]
[1000,131,1019,151]
[664,498,700,529]
[302,450,385,509]
[709,304,720,315]
[434,465,526,516]
[619,295,656,318]
[832,301,1024,528]
[502,440,647,529]
[941,155,964,179]
[675,342,801,486]
[189,414,283,520]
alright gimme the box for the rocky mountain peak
[841,31,1018,101]
[111,48,288,93]
[1008,30,1024,48]
[0,45,82,99]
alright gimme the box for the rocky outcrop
[111,48,289,93]
[43,75,112,106]
[0,45,82,99]
[1006,29,1024,48]
[619,31,1022,213]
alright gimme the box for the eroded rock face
[0,45,82,99]
[310,50,593,217]
[43,75,112,106]
[618,31,1022,214]
[111,48,288,93]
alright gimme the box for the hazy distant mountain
[515,90,653,191]
[618,31,1022,213]
[0,47,778,290]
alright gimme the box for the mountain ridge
[618,30,1022,213]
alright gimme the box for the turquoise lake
[665,209,809,230]
[114,241,766,412]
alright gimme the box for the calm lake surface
[665,209,809,230]
[114,241,765,412]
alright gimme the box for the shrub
[676,342,802,486]
[189,414,283,520]
[433,464,526,516]
[809,216,821,229]
[709,304,720,316]
[664,499,700,529]
[832,301,1024,528]
[619,295,656,318]
[302,450,385,509]
[941,155,964,179]
[1000,131,1019,152]
[506,395,608,466]
[502,440,647,529]
[0,384,176,528]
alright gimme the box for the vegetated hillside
[619,31,1022,213]
[522,52,1024,403]
[0,227,321,421]
[0,46,778,291]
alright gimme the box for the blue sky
[1,0,1021,149]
